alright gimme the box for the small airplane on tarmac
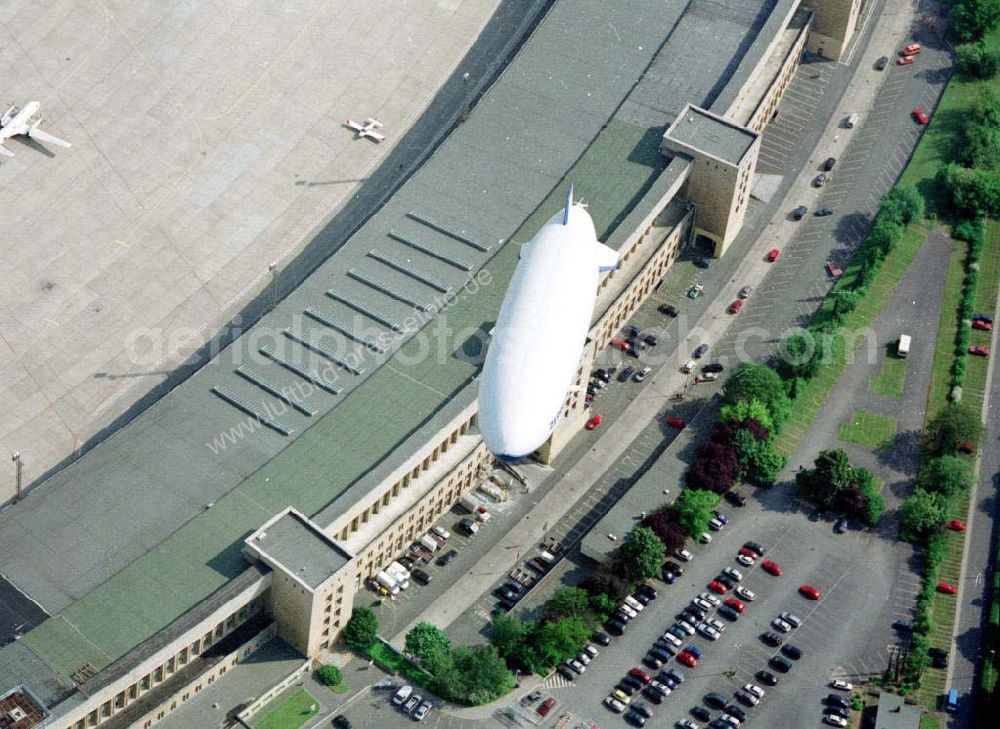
[345,117,386,143]
[0,101,72,157]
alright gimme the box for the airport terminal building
[0,1,862,727]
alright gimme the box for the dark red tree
[687,440,740,493]
[644,510,687,552]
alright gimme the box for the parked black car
[875,55,889,70]
[725,491,748,507]
[659,303,679,317]
[792,205,808,220]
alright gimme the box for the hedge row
[951,219,987,393]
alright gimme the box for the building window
[101,701,112,718]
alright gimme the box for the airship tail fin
[562,183,574,225]
[596,241,619,272]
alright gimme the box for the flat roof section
[616,0,780,128]
[665,105,759,165]
[157,637,305,729]
[246,510,351,590]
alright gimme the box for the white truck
[418,534,440,553]
[385,562,410,590]
[376,570,401,595]
[898,334,911,358]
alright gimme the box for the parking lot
[521,487,904,729]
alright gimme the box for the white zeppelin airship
[478,186,619,461]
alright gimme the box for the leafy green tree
[405,622,452,666]
[722,364,791,426]
[673,489,721,537]
[545,587,590,618]
[867,215,904,258]
[719,398,774,431]
[527,616,591,672]
[618,526,666,579]
[937,163,1000,218]
[778,332,823,380]
[796,448,855,509]
[343,606,379,652]
[917,455,975,498]
[958,40,999,78]
[965,117,1000,168]
[731,428,786,485]
[854,469,885,526]
[923,403,984,456]
[879,184,925,226]
[438,645,515,705]
[832,290,864,319]
[900,490,947,542]
[951,0,1000,42]
[315,665,342,687]
[589,592,618,620]
[489,613,527,661]
[972,87,1000,127]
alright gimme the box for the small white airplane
[345,117,386,143]
[0,101,72,158]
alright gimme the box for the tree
[959,40,999,78]
[618,526,666,580]
[923,403,984,456]
[867,215,904,258]
[443,645,515,705]
[951,0,1000,42]
[687,440,741,493]
[900,490,947,542]
[644,510,687,552]
[672,489,721,537]
[722,364,791,426]
[526,616,591,672]
[731,427,786,485]
[861,487,886,527]
[589,592,618,620]
[489,613,527,661]
[405,622,452,666]
[719,399,774,431]
[315,664,342,687]
[545,587,590,618]
[879,184,925,226]
[937,163,1000,218]
[582,567,631,600]
[777,331,823,380]
[343,606,379,652]
[796,448,855,509]
[965,117,1000,168]
[916,455,976,497]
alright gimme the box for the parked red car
[724,597,746,613]
[666,416,685,429]
[947,520,967,532]
[912,107,929,125]
[937,582,958,595]
[799,584,822,600]
[969,345,991,357]
[728,300,743,314]
[767,248,781,262]
[972,319,993,331]
[537,697,556,716]
[677,650,699,668]
[738,546,758,559]
[762,560,783,576]
[897,55,915,66]
[610,338,630,351]
[708,580,729,595]
[628,667,652,684]
[585,415,603,430]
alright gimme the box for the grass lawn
[838,409,897,448]
[328,681,350,694]
[255,689,320,729]
[869,352,908,398]
[368,641,433,685]
[920,714,941,729]
[925,240,968,417]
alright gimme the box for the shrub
[951,0,1000,43]
[899,490,948,542]
[923,403,984,456]
[618,526,666,580]
[916,455,976,497]
[315,665,342,687]
[958,39,1000,77]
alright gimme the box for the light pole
[11,452,22,503]
[268,261,278,312]
[461,73,471,122]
